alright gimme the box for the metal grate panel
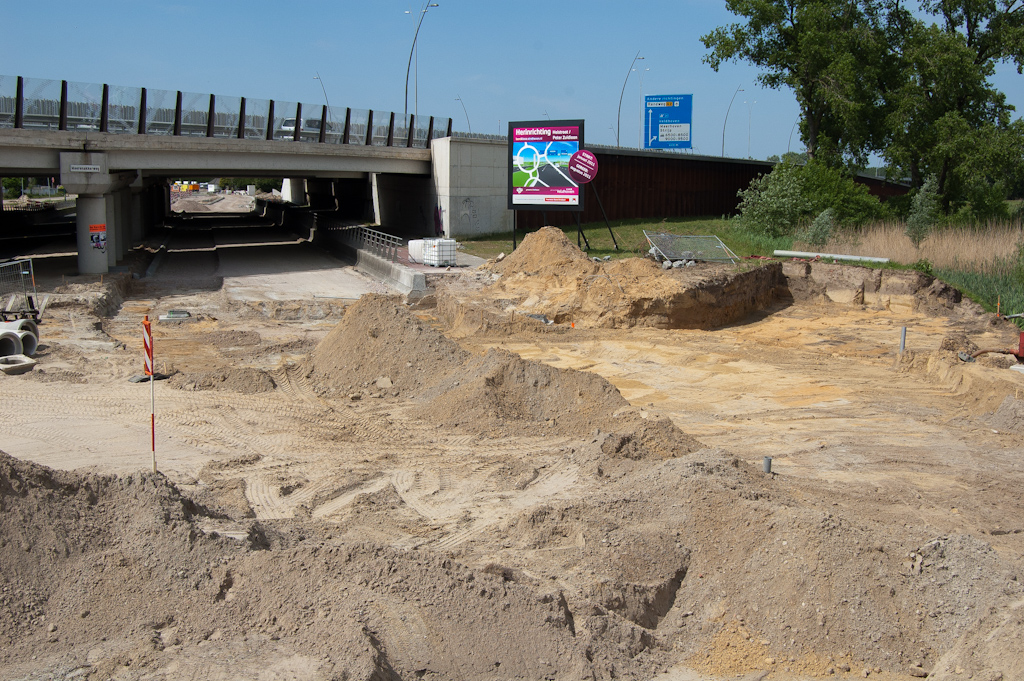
[644,231,738,263]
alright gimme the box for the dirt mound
[302,294,470,398]
[451,228,783,330]
[0,451,665,680]
[484,226,594,277]
[304,295,701,453]
[168,367,277,393]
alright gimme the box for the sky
[3,0,1022,162]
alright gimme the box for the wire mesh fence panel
[0,76,17,128]
[21,78,61,130]
[66,81,103,131]
[179,91,210,137]
[243,98,270,139]
[144,88,177,135]
[643,232,739,263]
[107,85,141,133]
[0,260,37,319]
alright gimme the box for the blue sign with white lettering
[644,95,693,150]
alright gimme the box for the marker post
[143,316,156,473]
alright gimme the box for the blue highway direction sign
[644,95,693,150]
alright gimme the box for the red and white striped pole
[143,315,156,473]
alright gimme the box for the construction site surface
[2,226,1023,681]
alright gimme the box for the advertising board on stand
[507,120,585,211]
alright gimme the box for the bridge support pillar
[76,195,113,275]
[281,178,307,204]
[59,153,137,275]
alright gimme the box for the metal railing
[0,75,452,150]
[337,225,402,262]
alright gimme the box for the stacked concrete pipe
[0,320,40,357]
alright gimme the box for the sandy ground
[2,227,1023,680]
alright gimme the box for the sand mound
[303,295,701,454]
[484,226,594,277]
[1,451,669,680]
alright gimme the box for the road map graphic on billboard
[507,120,585,211]
[644,95,692,150]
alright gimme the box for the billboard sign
[508,120,585,211]
[644,95,692,150]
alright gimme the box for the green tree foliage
[906,175,940,247]
[702,0,896,167]
[705,0,1024,220]
[2,178,23,199]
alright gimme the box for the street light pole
[721,84,743,157]
[745,99,756,158]
[455,95,471,134]
[616,50,643,147]
[404,3,439,120]
[314,72,331,125]
[637,66,649,149]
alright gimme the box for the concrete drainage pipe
[0,331,23,357]
[0,320,40,338]
[14,330,38,357]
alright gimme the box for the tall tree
[701,0,896,167]
[883,0,1024,216]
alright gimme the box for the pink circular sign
[568,150,599,184]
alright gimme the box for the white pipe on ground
[0,320,39,338]
[0,331,23,357]
[14,330,38,356]
[773,250,890,264]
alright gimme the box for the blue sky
[3,0,1021,161]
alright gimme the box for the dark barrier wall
[514,149,906,230]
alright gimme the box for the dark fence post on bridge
[266,101,275,140]
[386,112,395,146]
[138,88,147,134]
[237,97,246,139]
[173,92,182,136]
[319,105,327,144]
[14,77,23,129]
[293,103,302,142]
[99,84,109,133]
[342,107,351,144]
[426,116,435,148]
[365,110,374,145]
[206,94,215,137]
[446,118,452,137]
[407,114,415,148]
[58,81,68,131]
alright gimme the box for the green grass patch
[456,216,795,262]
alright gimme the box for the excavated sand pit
[1,226,1024,680]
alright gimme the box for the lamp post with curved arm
[721,84,743,157]
[455,95,471,134]
[404,3,439,120]
[616,51,643,147]
[314,72,331,125]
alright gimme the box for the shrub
[735,162,809,238]
[799,208,836,248]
